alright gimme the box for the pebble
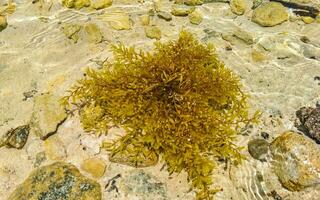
[145,26,161,40]
[0,125,30,149]
[171,4,195,16]
[81,158,106,178]
[44,135,67,160]
[247,138,269,161]
[189,10,203,25]
[296,104,320,143]
[157,11,172,21]
[84,23,103,44]
[252,2,289,27]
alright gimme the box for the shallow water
[1,0,320,200]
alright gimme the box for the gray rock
[0,125,30,149]
[30,94,67,139]
[8,162,102,200]
[157,11,172,21]
[120,169,167,200]
[270,131,320,191]
[248,139,269,161]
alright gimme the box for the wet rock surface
[8,162,102,200]
[270,131,320,191]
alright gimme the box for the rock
[248,139,269,161]
[100,9,131,30]
[62,0,91,10]
[60,23,82,43]
[109,144,158,167]
[157,11,172,21]
[84,23,103,44]
[296,104,320,143]
[0,15,7,32]
[230,0,247,15]
[233,28,254,45]
[270,131,320,191]
[252,0,263,9]
[302,16,315,24]
[0,125,30,149]
[145,26,161,40]
[120,170,167,199]
[91,0,112,9]
[8,162,102,200]
[189,10,203,25]
[252,49,267,62]
[44,135,67,160]
[171,4,195,16]
[252,2,289,27]
[261,132,270,140]
[140,14,150,26]
[81,158,106,178]
[30,94,67,139]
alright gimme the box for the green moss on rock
[62,31,259,199]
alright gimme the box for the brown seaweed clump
[61,31,259,199]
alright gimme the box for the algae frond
[61,31,259,199]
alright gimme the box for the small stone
[261,132,269,140]
[91,0,112,10]
[233,28,254,45]
[62,0,91,10]
[61,23,82,43]
[30,94,67,139]
[252,2,289,27]
[109,144,158,167]
[189,10,203,25]
[8,162,102,200]
[301,16,315,24]
[157,11,172,21]
[85,23,103,44]
[171,4,195,16]
[81,158,106,178]
[0,15,8,32]
[145,26,161,40]
[230,0,247,15]
[140,14,150,26]
[300,36,310,43]
[44,135,67,160]
[270,131,320,191]
[100,9,131,30]
[248,139,269,161]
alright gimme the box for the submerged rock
[62,0,90,10]
[252,2,289,27]
[145,26,161,40]
[8,162,102,200]
[248,138,269,161]
[171,4,195,16]
[189,10,203,25]
[157,11,172,21]
[85,23,103,44]
[61,23,82,43]
[0,15,7,32]
[296,104,320,143]
[91,0,112,9]
[0,125,30,149]
[81,158,106,178]
[230,0,247,15]
[270,131,320,191]
[44,135,67,160]
[100,9,131,30]
[120,170,167,199]
[30,94,67,139]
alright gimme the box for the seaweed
[61,31,259,199]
